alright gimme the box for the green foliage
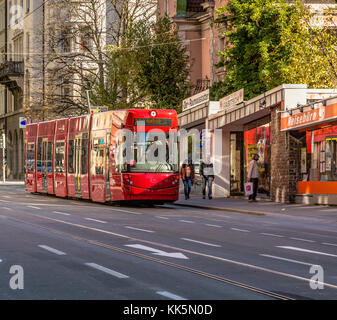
[211,0,337,101]
[137,16,192,111]
[90,16,191,111]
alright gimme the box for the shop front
[281,96,337,204]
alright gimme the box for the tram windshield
[121,132,179,173]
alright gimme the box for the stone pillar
[214,129,230,198]
[270,105,290,203]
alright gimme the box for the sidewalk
[0,180,25,185]
[174,195,337,220]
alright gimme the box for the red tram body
[25,109,179,204]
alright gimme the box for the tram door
[41,138,48,193]
[106,130,111,202]
[74,136,82,196]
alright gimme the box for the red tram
[25,109,179,204]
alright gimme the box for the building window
[58,30,71,53]
[26,0,30,13]
[26,33,30,60]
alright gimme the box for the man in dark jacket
[200,160,214,199]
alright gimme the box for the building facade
[157,0,228,94]
[0,0,120,180]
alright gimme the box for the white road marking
[205,224,222,228]
[320,209,337,212]
[125,244,189,259]
[156,291,186,300]
[1,206,13,211]
[260,233,284,238]
[322,242,337,247]
[277,246,337,257]
[260,254,314,266]
[179,220,195,224]
[125,226,154,233]
[231,228,250,232]
[290,237,315,243]
[156,216,169,220]
[85,218,107,224]
[38,245,66,256]
[53,211,71,216]
[85,263,129,279]
[27,205,41,210]
[111,208,143,215]
[181,238,221,247]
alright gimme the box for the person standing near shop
[248,154,260,202]
[180,160,195,200]
[200,159,215,200]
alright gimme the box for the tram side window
[27,143,35,171]
[92,137,105,175]
[47,142,53,173]
[81,138,88,174]
[68,139,75,173]
[55,141,65,173]
[37,138,42,172]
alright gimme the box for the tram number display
[134,118,172,127]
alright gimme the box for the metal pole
[2,133,5,183]
[86,90,91,111]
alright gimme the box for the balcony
[194,78,210,94]
[0,61,24,95]
[0,61,24,79]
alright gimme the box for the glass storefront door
[244,123,271,196]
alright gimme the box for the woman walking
[180,160,195,200]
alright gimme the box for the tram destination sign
[182,89,209,112]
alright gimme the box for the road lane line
[181,238,221,247]
[260,254,314,266]
[110,208,143,215]
[1,207,13,211]
[179,220,195,224]
[320,209,337,212]
[231,228,250,233]
[156,216,169,220]
[290,237,315,243]
[260,233,284,238]
[85,218,107,224]
[322,242,337,247]
[27,206,41,210]
[4,212,337,291]
[205,224,222,228]
[38,245,66,256]
[156,291,186,300]
[125,226,154,233]
[85,263,129,279]
[53,211,71,216]
[277,246,337,257]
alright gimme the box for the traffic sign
[19,117,27,128]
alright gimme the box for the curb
[174,202,265,216]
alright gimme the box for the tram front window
[121,133,178,173]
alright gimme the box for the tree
[211,0,337,101]
[91,15,192,111]
[136,15,192,110]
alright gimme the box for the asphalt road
[1,185,337,300]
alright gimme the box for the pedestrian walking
[200,159,214,199]
[180,160,194,200]
[247,154,260,202]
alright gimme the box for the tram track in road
[0,213,292,300]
